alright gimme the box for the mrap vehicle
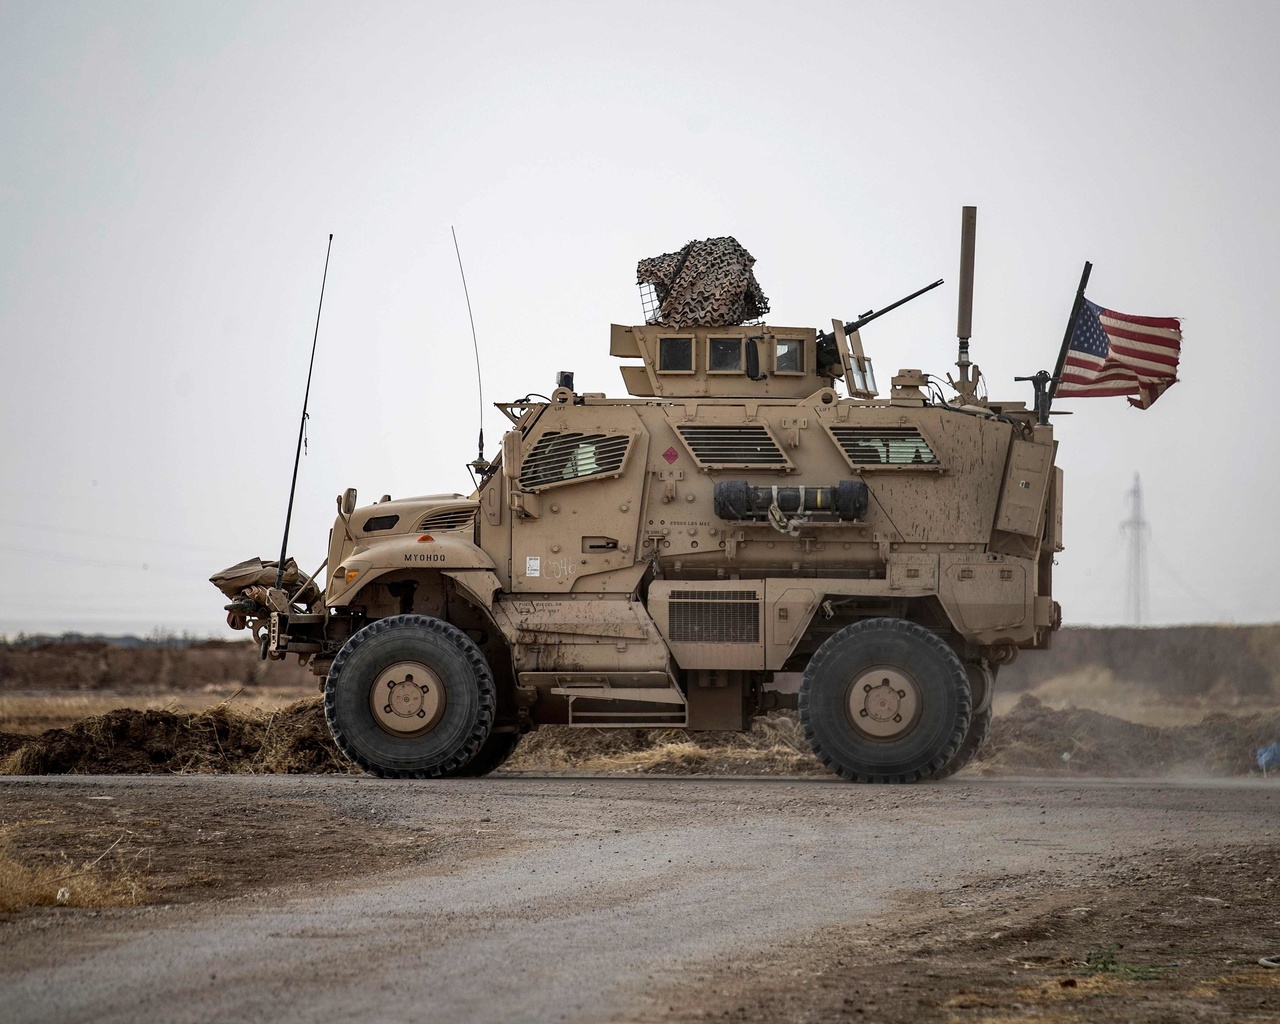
[214,212,1063,782]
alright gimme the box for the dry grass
[0,836,148,912]
[509,713,825,776]
[2,685,1277,779]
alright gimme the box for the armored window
[828,426,941,469]
[658,337,694,373]
[674,423,793,471]
[775,338,804,374]
[519,431,633,491]
[708,338,743,373]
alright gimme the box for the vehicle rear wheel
[799,618,971,783]
[324,614,495,778]
[929,705,992,780]
[452,731,521,777]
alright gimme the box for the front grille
[668,590,760,644]
[520,432,631,491]
[674,424,791,470]
[829,426,939,467]
[416,507,476,532]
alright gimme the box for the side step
[519,670,688,728]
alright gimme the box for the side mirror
[502,431,522,482]
[745,337,768,382]
[340,487,357,516]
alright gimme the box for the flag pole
[1046,260,1092,415]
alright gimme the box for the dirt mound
[4,697,1277,778]
[0,732,27,759]
[1,698,346,775]
[981,694,1280,776]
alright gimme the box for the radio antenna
[275,233,333,591]
[452,226,489,479]
[951,206,982,403]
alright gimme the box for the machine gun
[843,278,945,335]
[816,278,945,381]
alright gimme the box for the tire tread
[930,704,992,781]
[799,617,971,784]
[323,614,496,779]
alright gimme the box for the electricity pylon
[1121,473,1150,626]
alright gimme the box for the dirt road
[3,775,1279,1023]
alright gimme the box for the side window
[775,338,804,374]
[658,337,694,373]
[708,337,743,373]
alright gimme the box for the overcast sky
[2,0,1278,636]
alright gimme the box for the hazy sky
[3,0,1278,636]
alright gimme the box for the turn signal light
[345,570,360,584]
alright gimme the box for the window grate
[668,591,760,644]
[639,282,662,324]
[675,424,791,470]
[829,426,939,467]
[520,432,632,491]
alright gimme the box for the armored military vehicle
[214,210,1063,782]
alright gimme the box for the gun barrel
[846,278,944,334]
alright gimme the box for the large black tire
[929,705,993,781]
[453,731,521,777]
[324,614,495,778]
[799,618,971,783]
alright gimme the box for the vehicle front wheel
[324,614,495,778]
[799,618,971,783]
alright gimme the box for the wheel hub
[370,661,445,737]
[847,667,921,740]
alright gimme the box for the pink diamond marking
[662,446,679,464]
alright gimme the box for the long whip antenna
[276,233,333,591]
[451,226,486,474]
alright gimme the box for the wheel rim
[370,660,446,737]
[845,666,922,741]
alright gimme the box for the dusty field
[3,629,1280,1021]
[0,775,1277,1024]
[4,694,1277,781]
[0,638,311,692]
[648,838,1280,1024]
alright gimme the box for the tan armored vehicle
[215,211,1063,782]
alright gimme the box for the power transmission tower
[1121,473,1150,625]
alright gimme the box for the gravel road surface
[2,774,1277,1023]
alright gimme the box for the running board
[520,670,688,728]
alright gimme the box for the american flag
[1055,299,1182,409]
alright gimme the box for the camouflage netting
[636,237,769,329]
